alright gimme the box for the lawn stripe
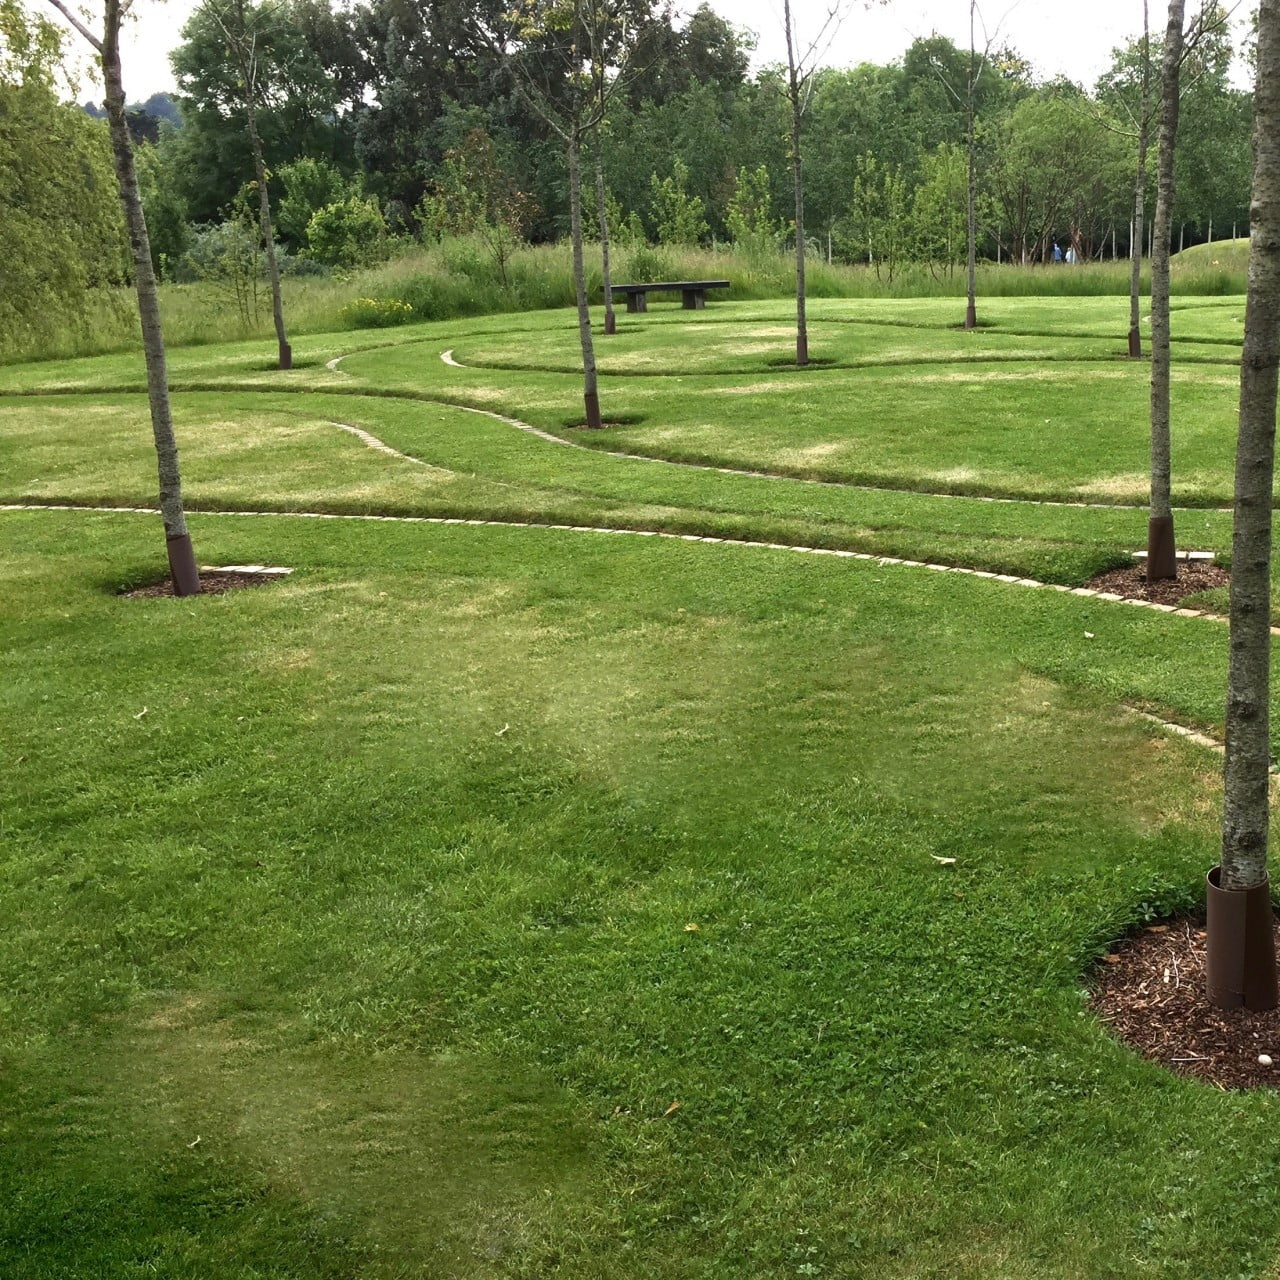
[1,501,1258,632]
[0,382,1237,512]
[430,355,1232,513]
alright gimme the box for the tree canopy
[0,0,126,352]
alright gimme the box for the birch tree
[1208,0,1280,1013]
[1147,0,1237,580]
[781,0,848,367]
[964,0,979,328]
[1145,0,1187,581]
[1130,2,1153,358]
[479,0,661,426]
[206,0,292,370]
[593,123,617,334]
[1095,8,1156,355]
[45,0,202,594]
[922,3,1007,329]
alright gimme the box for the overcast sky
[62,0,1251,103]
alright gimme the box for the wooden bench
[610,280,730,313]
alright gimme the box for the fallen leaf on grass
[662,1102,682,1118]
[931,856,957,865]
[134,707,149,720]
[684,922,700,932]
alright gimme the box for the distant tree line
[3,0,1254,345]
[134,0,1250,270]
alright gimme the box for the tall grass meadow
[5,236,1251,364]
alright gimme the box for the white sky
[57,0,1252,103]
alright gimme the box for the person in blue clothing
[1052,242,1063,263]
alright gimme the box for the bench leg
[627,293,647,313]
[682,289,705,310]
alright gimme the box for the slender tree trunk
[1147,0,1185,582]
[102,0,200,595]
[244,95,291,370]
[783,0,808,368]
[568,129,602,428]
[964,0,978,330]
[1129,0,1151,359]
[594,126,616,336]
[790,113,808,367]
[1209,0,1280,1012]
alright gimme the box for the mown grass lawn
[4,296,1280,1278]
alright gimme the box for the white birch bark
[1222,0,1280,893]
[594,126,617,336]
[964,0,978,330]
[245,93,291,369]
[784,0,809,367]
[1129,0,1151,359]
[568,128,602,427]
[97,0,200,591]
[1146,0,1186,579]
[215,0,291,369]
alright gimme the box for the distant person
[1052,242,1063,263]
[1065,245,1077,264]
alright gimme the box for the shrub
[306,197,390,269]
[649,159,709,247]
[623,244,673,283]
[338,296,415,329]
[179,216,265,328]
[277,157,351,250]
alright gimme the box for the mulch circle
[1087,560,1230,608]
[122,571,282,600]
[1090,915,1280,1090]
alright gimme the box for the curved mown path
[0,317,1242,610]
[0,323,1239,597]
[433,349,1231,514]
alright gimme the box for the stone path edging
[330,420,440,467]
[1128,708,1229,756]
[1126,706,1280,778]
[3,499,1265,633]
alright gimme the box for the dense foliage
[0,0,127,352]
[8,0,1255,330]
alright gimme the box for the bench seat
[610,280,730,312]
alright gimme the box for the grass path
[0,296,1251,594]
[0,498,1248,629]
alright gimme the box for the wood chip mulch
[1090,915,1280,1090]
[122,572,280,599]
[1086,560,1230,608]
